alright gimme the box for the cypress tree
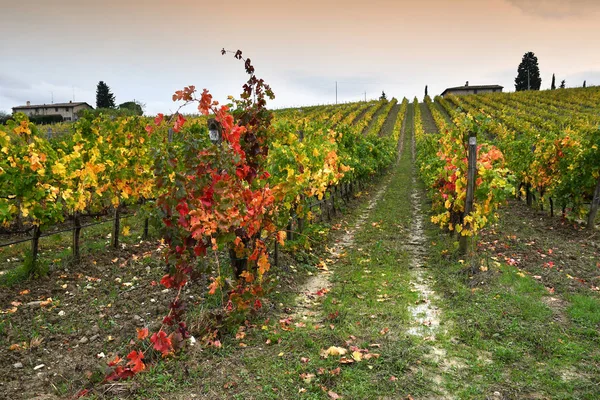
[515,52,542,91]
[96,81,116,109]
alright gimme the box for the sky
[1,0,599,115]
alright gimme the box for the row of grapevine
[414,97,516,241]
[364,98,398,136]
[0,96,406,267]
[441,88,600,227]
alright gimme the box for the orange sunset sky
[1,0,599,114]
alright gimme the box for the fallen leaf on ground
[320,346,347,358]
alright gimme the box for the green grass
[423,210,600,399]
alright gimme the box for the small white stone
[58,310,65,317]
[33,364,45,370]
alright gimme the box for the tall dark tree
[583,80,587,88]
[515,52,542,91]
[425,85,428,97]
[560,80,566,89]
[379,91,387,101]
[96,81,116,109]
[551,74,556,90]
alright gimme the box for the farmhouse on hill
[12,100,93,121]
[441,81,503,97]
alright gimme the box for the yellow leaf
[52,162,67,177]
[257,254,270,276]
[122,226,131,237]
[320,346,347,358]
[351,351,363,362]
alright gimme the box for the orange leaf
[257,253,270,275]
[277,231,286,246]
[126,350,145,373]
[137,327,149,341]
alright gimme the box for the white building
[12,101,93,121]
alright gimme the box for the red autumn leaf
[173,113,186,132]
[104,366,134,382]
[160,274,175,289]
[254,298,262,310]
[137,327,149,340]
[151,331,173,355]
[194,244,206,256]
[154,113,164,126]
[126,350,145,373]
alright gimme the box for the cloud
[0,73,94,112]
[504,0,600,18]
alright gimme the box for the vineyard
[1,62,599,399]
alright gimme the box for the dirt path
[292,183,390,322]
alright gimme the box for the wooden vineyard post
[112,206,120,249]
[287,207,295,241]
[326,189,332,221]
[274,240,279,268]
[526,184,533,207]
[72,212,82,262]
[587,176,600,229]
[143,217,149,240]
[142,199,150,240]
[459,135,477,255]
[297,195,305,234]
[31,225,41,265]
[331,186,337,215]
